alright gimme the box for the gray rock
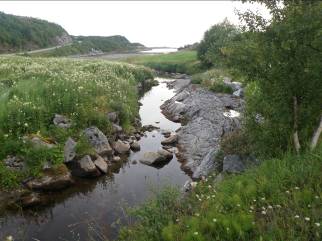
[3,155,25,170]
[64,137,77,163]
[113,140,131,154]
[25,169,73,191]
[25,136,55,149]
[192,148,219,179]
[161,134,178,145]
[161,84,244,177]
[53,114,72,128]
[112,123,123,133]
[71,155,100,177]
[233,88,244,98]
[135,133,141,140]
[107,112,119,124]
[94,156,108,174]
[223,155,245,174]
[140,152,168,166]
[141,124,160,132]
[83,126,113,156]
[130,141,141,152]
[157,149,173,160]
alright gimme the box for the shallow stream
[0,77,190,241]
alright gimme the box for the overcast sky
[0,1,268,47]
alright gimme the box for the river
[0,77,190,241]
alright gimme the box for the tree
[197,19,239,68]
[228,1,322,154]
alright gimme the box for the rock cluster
[161,81,244,179]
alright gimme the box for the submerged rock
[112,155,121,163]
[83,126,113,156]
[157,149,173,160]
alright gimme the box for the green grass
[192,68,235,94]
[125,50,202,74]
[118,147,322,241]
[0,56,154,189]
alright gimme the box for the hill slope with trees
[0,11,72,53]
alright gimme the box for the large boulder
[93,155,108,174]
[83,126,113,156]
[192,148,219,179]
[233,88,244,98]
[25,167,73,191]
[64,137,77,163]
[70,155,100,177]
[161,134,178,145]
[113,140,131,154]
[53,114,72,128]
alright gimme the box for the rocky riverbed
[161,76,245,179]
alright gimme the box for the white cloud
[0,1,269,47]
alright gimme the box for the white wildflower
[294,215,300,219]
[315,223,320,227]
[305,217,310,221]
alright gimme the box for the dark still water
[0,77,190,241]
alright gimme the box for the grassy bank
[0,56,153,189]
[119,148,322,241]
[125,50,202,74]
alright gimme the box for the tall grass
[125,51,202,74]
[119,147,322,241]
[0,56,153,189]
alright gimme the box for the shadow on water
[0,77,190,241]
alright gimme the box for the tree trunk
[293,96,301,153]
[311,115,322,150]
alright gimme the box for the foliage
[0,11,68,53]
[0,56,153,189]
[227,1,322,155]
[118,187,184,241]
[126,51,202,74]
[197,19,239,68]
[119,147,322,241]
[32,35,143,57]
[191,68,234,94]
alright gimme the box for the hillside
[33,35,146,57]
[0,11,72,53]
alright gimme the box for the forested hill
[36,35,146,57]
[0,11,72,53]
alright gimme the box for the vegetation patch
[0,56,153,189]
[119,148,322,241]
[125,50,202,74]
